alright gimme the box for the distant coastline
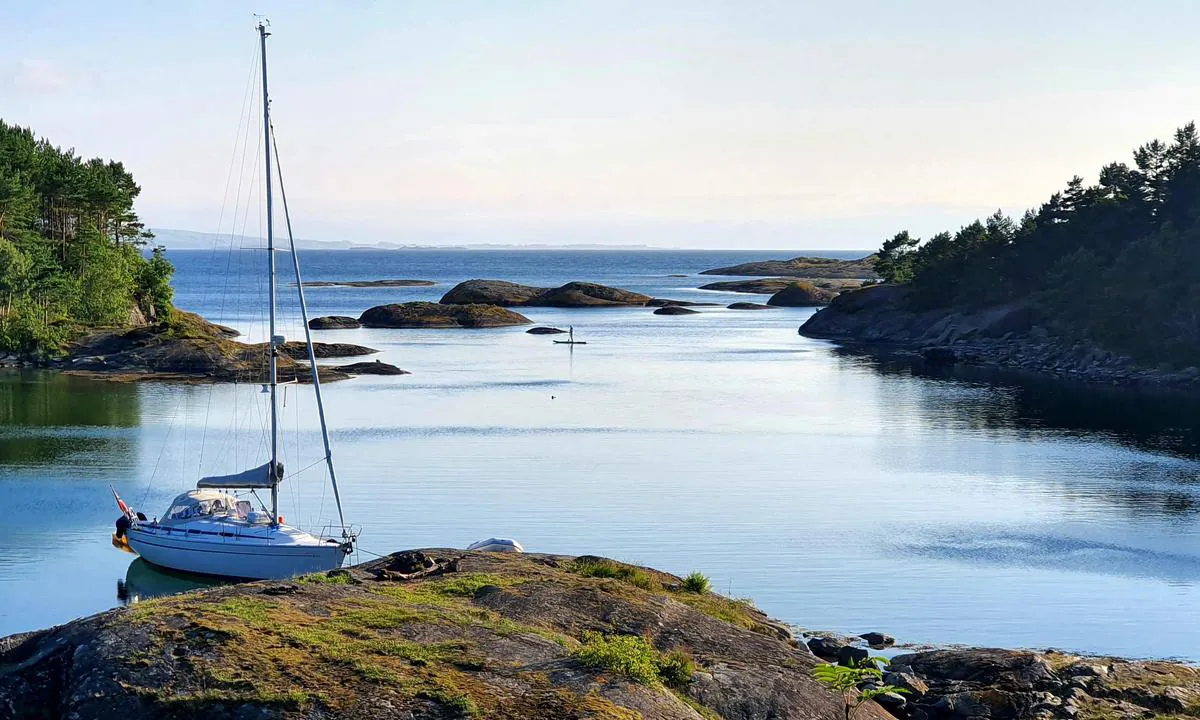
[149,228,873,255]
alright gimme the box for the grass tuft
[572,558,658,590]
[300,570,354,585]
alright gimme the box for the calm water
[1,248,1198,660]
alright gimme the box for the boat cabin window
[164,492,245,521]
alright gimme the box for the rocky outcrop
[728,302,777,310]
[359,301,531,328]
[308,315,362,330]
[700,255,877,279]
[767,281,837,307]
[439,279,544,305]
[0,550,887,720]
[699,277,861,295]
[699,278,799,294]
[59,310,373,383]
[278,341,377,359]
[527,326,567,335]
[333,360,410,375]
[647,299,720,307]
[440,279,651,307]
[799,285,1200,389]
[301,279,435,288]
[654,305,700,315]
[885,648,1200,720]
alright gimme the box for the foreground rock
[60,310,372,383]
[300,279,435,288]
[360,301,531,328]
[768,281,837,307]
[887,647,1200,720]
[440,279,652,307]
[309,315,362,330]
[333,360,410,375]
[527,326,567,334]
[700,255,877,279]
[654,305,700,315]
[0,551,884,720]
[799,285,1200,389]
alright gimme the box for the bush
[681,571,711,594]
[573,631,695,687]
[656,649,696,688]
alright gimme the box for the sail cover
[197,462,282,489]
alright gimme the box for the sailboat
[109,22,355,580]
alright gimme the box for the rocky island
[440,280,651,307]
[359,302,532,328]
[1,549,1194,719]
[700,256,877,280]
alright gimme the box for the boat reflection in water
[116,558,229,606]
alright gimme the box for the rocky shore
[800,285,1200,390]
[1,550,1193,720]
[799,632,1200,720]
[53,310,386,383]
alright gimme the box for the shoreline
[799,285,1200,393]
[1,550,1195,719]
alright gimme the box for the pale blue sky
[4,1,1199,248]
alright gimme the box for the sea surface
[2,247,1198,660]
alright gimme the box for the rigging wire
[198,43,261,478]
[270,121,348,530]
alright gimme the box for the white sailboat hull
[126,523,348,580]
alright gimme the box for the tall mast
[259,20,280,526]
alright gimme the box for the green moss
[419,686,481,718]
[209,596,275,624]
[133,685,313,713]
[671,590,760,631]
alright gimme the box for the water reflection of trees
[0,371,140,466]
[835,348,1200,461]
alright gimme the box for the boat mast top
[258,19,281,526]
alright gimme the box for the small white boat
[112,21,354,580]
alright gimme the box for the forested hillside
[872,123,1200,366]
[0,120,172,352]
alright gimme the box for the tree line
[0,120,173,352]
[872,122,1200,367]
